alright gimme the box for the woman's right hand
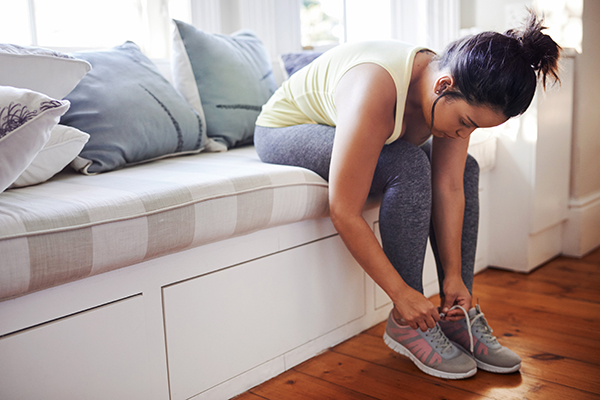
[393,287,441,332]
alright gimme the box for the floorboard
[235,247,600,399]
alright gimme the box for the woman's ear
[434,75,454,95]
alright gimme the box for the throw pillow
[61,41,207,175]
[0,86,70,193]
[9,124,89,188]
[279,51,323,79]
[0,43,91,99]
[172,20,278,149]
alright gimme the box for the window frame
[5,0,460,62]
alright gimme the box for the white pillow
[0,43,91,99]
[9,124,89,188]
[0,86,70,193]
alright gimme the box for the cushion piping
[0,181,329,241]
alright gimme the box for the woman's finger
[426,316,436,330]
[441,296,457,314]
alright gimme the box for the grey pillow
[61,41,207,174]
[173,20,278,149]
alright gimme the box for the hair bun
[505,9,561,88]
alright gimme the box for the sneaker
[383,311,477,379]
[439,304,521,373]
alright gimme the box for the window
[534,0,582,52]
[300,0,460,52]
[345,0,392,43]
[1,0,465,61]
[300,0,345,50]
[300,0,397,49]
[0,0,190,58]
[0,0,32,45]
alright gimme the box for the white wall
[563,0,600,256]
[479,0,531,31]
[571,1,600,203]
[461,0,600,257]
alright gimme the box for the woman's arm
[430,136,473,319]
[331,63,440,332]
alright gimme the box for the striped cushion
[0,146,329,300]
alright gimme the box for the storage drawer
[0,295,152,400]
[163,234,365,400]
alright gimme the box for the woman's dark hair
[435,9,561,119]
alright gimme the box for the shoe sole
[383,332,477,380]
[450,340,521,374]
[475,359,521,374]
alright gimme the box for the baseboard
[562,191,600,257]
[528,222,565,270]
[193,304,391,400]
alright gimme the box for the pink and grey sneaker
[383,311,477,379]
[439,304,521,373]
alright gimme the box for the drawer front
[163,235,365,400]
[0,295,153,400]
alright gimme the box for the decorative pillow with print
[0,86,70,192]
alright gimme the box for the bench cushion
[0,146,329,300]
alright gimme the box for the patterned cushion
[0,147,329,300]
[0,86,70,192]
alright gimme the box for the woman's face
[429,97,507,140]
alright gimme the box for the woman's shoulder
[326,40,423,61]
[335,63,397,126]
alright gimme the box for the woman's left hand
[440,276,472,321]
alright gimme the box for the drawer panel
[163,235,365,400]
[0,295,152,400]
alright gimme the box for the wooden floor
[234,247,600,400]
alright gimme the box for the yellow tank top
[256,41,424,144]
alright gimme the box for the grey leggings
[254,124,478,296]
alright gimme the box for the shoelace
[470,310,498,346]
[440,304,498,354]
[399,304,492,355]
[424,324,455,355]
[439,305,474,353]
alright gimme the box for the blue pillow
[61,41,207,174]
[280,51,323,79]
[172,20,278,149]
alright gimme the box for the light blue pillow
[172,20,278,149]
[61,41,207,174]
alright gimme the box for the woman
[254,10,560,379]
